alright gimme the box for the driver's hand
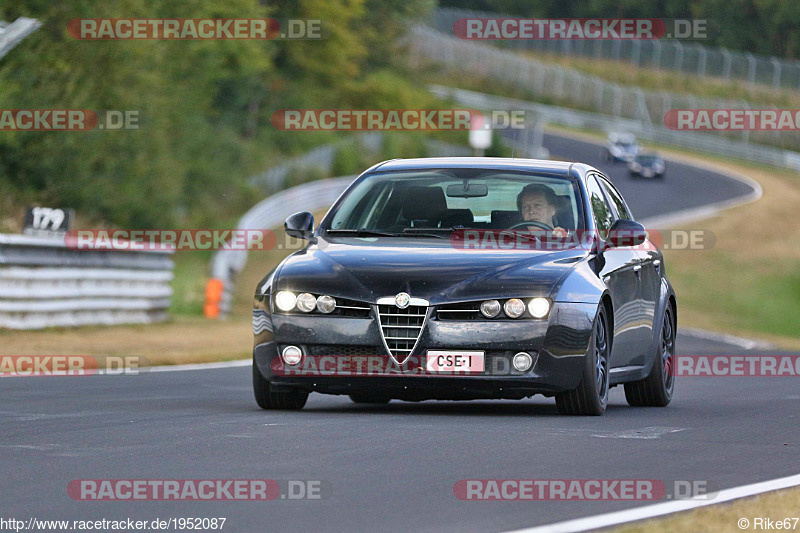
[552,226,568,238]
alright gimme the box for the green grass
[666,254,800,339]
[169,250,214,317]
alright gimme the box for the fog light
[275,291,297,312]
[281,345,303,366]
[504,298,525,318]
[296,293,317,313]
[316,295,336,314]
[528,297,551,319]
[512,352,533,372]
[480,299,501,318]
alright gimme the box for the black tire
[624,305,675,407]
[253,362,308,410]
[349,393,391,404]
[555,305,610,416]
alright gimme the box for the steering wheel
[506,220,554,231]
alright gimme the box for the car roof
[371,157,590,177]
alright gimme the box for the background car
[603,132,639,163]
[629,153,666,178]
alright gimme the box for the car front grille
[334,298,372,318]
[436,301,483,320]
[378,304,427,363]
[304,344,382,357]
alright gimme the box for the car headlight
[527,298,551,319]
[296,293,317,313]
[480,300,501,318]
[316,295,336,314]
[275,291,297,312]
[504,298,525,318]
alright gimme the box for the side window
[586,175,614,239]
[598,177,632,221]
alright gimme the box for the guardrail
[0,17,41,60]
[0,233,174,329]
[207,176,356,318]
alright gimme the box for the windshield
[321,169,586,233]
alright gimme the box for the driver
[516,184,568,238]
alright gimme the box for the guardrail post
[747,53,757,84]
[771,57,782,89]
[697,45,707,77]
[722,49,732,81]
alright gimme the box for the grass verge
[616,486,800,532]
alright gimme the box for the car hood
[272,236,586,304]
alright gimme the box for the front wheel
[555,305,610,415]
[253,362,308,410]
[624,305,675,407]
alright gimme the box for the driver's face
[520,193,556,224]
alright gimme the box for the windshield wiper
[401,228,451,239]
[325,228,402,237]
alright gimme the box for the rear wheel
[555,305,610,416]
[253,362,308,410]
[349,393,391,404]
[624,305,675,407]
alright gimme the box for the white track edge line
[680,327,774,350]
[136,359,250,373]
[503,473,800,533]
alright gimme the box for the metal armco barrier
[207,176,356,318]
[0,17,41,60]
[0,233,174,329]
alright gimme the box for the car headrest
[439,209,474,228]
[402,186,447,222]
[491,210,522,228]
[555,195,575,230]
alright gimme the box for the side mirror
[606,219,647,248]
[285,212,315,241]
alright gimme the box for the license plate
[426,350,485,373]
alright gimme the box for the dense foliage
[0,0,433,228]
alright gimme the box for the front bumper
[254,302,597,400]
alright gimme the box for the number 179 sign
[24,207,74,234]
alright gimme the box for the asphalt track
[2,133,796,533]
